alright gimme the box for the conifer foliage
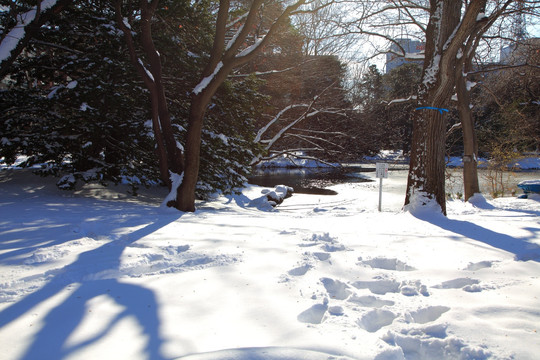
[0,0,263,197]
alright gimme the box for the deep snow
[0,169,539,360]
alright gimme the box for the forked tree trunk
[405,0,487,215]
[173,0,307,212]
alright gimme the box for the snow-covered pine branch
[0,0,72,79]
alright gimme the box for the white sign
[375,163,389,212]
[376,163,389,179]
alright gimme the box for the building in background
[385,38,424,73]
[500,38,540,64]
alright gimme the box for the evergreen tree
[382,63,422,154]
[1,1,156,191]
[1,0,265,198]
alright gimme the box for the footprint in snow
[288,264,311,276]
[321,243,347,252]
[464,260,497,271]
[300,233,347,252]
[321,277,351,300]
[352,278,429,296]
[297,298,329,324]
[360,257,416,271]
[352,279,401,295]
[407,306,450,324]
[164,245,190,255]
[313,252,331,261]
[382,323,489,359]
[306,232,336,243]
[357,309,397,333]
[400,280,430,296]
[348,294,395,308]
[328,306,345,316]
[432,277,482,292]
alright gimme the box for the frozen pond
[248,166,374,195]
[250,165,540,198]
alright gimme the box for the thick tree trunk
[405,0,462,215]
[405,0,487,215]
[174,97,206,212]
[406,105,449,214]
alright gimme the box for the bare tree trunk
[139,2,184,178]
[115,0,184,188]
[456,53,480,201]
[405,0,462,215]
[175,95,211,212]
[452,1,513,201]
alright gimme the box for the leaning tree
[172,0,331,212]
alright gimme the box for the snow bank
[513,156,540,170]
[363,150,408,164]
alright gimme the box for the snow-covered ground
[1,169,539,360]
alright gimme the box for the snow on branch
[254,104,309,143]
[285,132,345,151]
[193,61,223,95]
[226,12,249,29]
[138,58,154,82]
[235,36,266,58]
[405,52,424,60]
[0,0,59,64]
[230,59,318,78]
[385,95,417,106]
[255,80,339,153]
[225,24,244,51]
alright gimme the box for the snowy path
[1,170,539,359]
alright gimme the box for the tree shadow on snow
[412,210,540,262]
[0,198,181,360]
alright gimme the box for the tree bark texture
[456,50,480,201]
[405,0,487,215]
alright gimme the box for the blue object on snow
[415,106,449,115]
[517,180,540,198]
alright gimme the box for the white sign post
[375,163,389,212]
